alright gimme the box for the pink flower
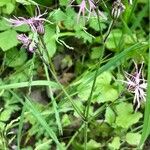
[120,61,147,111]
[70,0,107,22]
[77,0,87,22]
[5,6,47,34]
[17,34,37,52]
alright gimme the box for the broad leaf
[44,25,56,57]
[115,102,142,129]
[126,132,141,145]
[105,107,116,125]
[0,29,18,51]
[108,137,120,150]
[5,48,27,67]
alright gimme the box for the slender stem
[67,104,106,148]
[58,32,76,37]
[36,49,85,120]
[84,6,115,150]
[66,124,85,149]
[39,36,57,75]
[38,36,86,120]
[27,53,35,95]
[139,33,150,147]
[44,63,63,135]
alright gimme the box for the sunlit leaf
[115,102,142,128]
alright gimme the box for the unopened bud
[33,20,45,35]
[128,0,133,5]
[111,0,125,19]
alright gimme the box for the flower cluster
[70,0,107,22]
[6,6,47,52]
[121,61,147,111]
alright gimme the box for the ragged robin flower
[69,0,106,22]
[121,61,147,111]
[17,34,37,52]
[5,5,48,35]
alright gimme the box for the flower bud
[33,20,45,35]
[111,0,125,19]
[17,34,37,52]
[128,0,133,5]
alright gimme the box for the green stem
[67,104,106,148]
[36,49,85,120]
[58,32,76,37]
[139,35,150,147]
[44,63,63,135]
[84,7,115,149]
[39,36,57,75]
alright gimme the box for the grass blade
[73,42,148,87]
[0,80,59,90]
[44,63,63,135]
[10,91,64,149]
[139,43,150,147]
[17,104,26,150]
[24,97,64,149]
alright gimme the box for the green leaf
[96,84,118,103]
[0,109,12,121]
[89,18,106,32]
[105,29,122,51]
[35,139,52,150]
[0,0,15,14]
[91,47,101,59]
[5,48,27,67]
[14,25,30,32]
[126,132,141,146]
[44,25,56,57]
[0,122,5,130]
[0,19,11,31]
[0,29,18,51]
[63,8,77,30]
[77,71,119,102]
[75,30,93,43]
[108,137,120,150]
[2,3,15,14]
[105,107,116,125]
[115,102,142,129]
[59,0,68,6]
[62,114,71,127]
[72,139,101,150]
[51,9,66,23]
[86,139,101,149]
